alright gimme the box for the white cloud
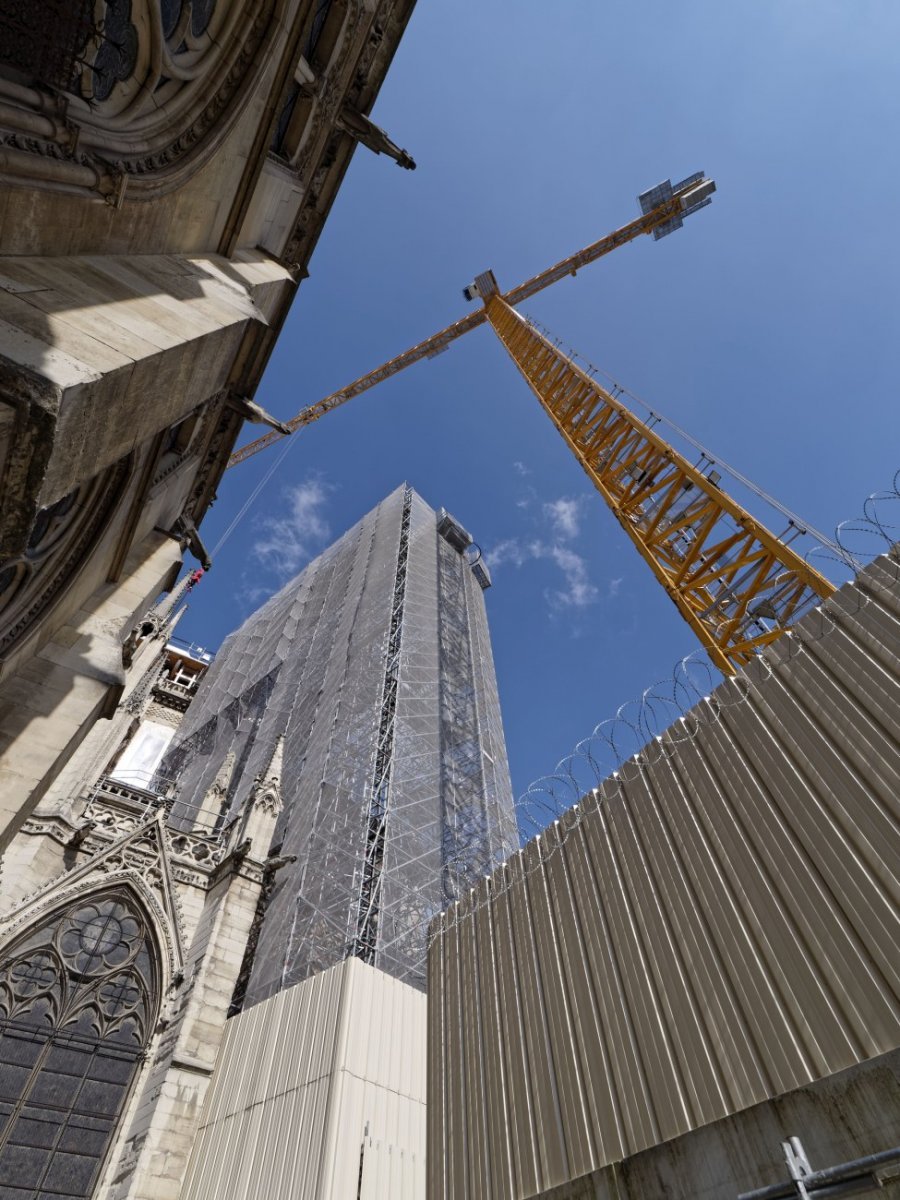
[486,488,601,613]
[252,478,332,581]
[238,582,274,608]
[513,461,530,476]
[485,538,529,570]
[485,537,598,611]
[543,496,581,540]
[608,577,623,599]
[544,543,598,609]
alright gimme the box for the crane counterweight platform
[227,173,836,674]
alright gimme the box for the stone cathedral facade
[0,731,287,1198]
[0,4,418,1196]
[0,0,417,854]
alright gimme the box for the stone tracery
[0,0,280,197]
[0,458,130,659]
[0,890,160,1198]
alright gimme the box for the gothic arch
[0,455,132,660]
[0,885,163,1198]
[0,0,283,198]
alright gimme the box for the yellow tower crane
[228,173,835,675]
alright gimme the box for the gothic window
[0,0,220,97]
[0,0,95,90]
[0,0,278,195]
[270,80,304,159]
[0,891,160,1199]
[305,0,346,73]
[151,411,203,488]
[270,0,345,160]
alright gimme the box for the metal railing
[739,1137,900,1200]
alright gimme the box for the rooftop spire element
[193,750,237,835]
[249,737,284,817]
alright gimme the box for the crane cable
[522,312,858,569]
[210,428,300,557]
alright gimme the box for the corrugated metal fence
[428,550,900,1200]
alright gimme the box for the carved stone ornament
[81,779,229,874]
[0,457,131,659]
[280,4,390,268]
[0,812,186,980]
[0,0,280,198]
[182,393,241,526]
[247,736,284,816]
[249,779,282,816]
[201,748,236,812]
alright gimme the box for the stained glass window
[0,891,159,1199]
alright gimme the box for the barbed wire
[515,651,725,843]
[512,470,900,845]
[426,475,900,947]
[807,469,900,572]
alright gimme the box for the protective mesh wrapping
[160,485,518,1001]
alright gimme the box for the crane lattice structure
[229,173,835,675]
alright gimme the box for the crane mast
[481,286,832,673]
[227,173,836,674]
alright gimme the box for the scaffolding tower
[160,485,518,1003]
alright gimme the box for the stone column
[0,533,182,851]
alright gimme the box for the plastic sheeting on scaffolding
[159,484,518,1006]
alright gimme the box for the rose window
[0,0,279,197]
[0,890,160,1197]
[58,900,142,976]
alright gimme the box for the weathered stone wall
[0,0,419,852]
[0,251,290,527]
[0,532,182,849]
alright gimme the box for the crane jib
[226,180,704,469]
[220,174,835,674]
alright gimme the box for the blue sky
[180,1,900,802]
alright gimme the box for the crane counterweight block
[638,172,717,240]
[462,270,500,303]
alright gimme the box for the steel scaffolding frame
[353,487,413,962]
[159,486,518,1002]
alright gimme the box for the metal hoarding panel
[182,958,426,1200]
[429,550,900,1199]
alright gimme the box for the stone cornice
[279,0,417,273]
